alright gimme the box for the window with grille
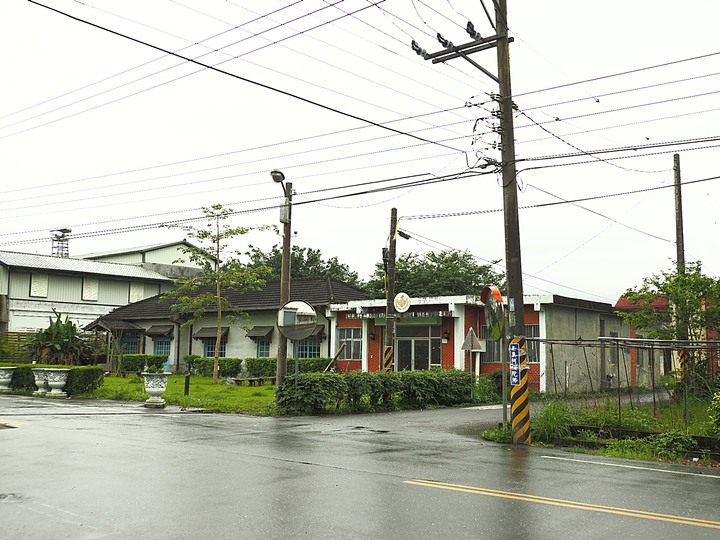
[337,328,362,360]
[297,338,321,358]
[203,339,226,358]
[257,338,270,358]
[120,333,140,354]
[526,324,540,364]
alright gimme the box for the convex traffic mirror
[276,300,317,341]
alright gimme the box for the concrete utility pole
[495,0,525,337]
[674,153,686,275]
[383,208,398,371]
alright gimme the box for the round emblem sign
[393,292,411,313]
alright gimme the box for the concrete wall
[542,305,628,394]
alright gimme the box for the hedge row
[1,363,104,396]
[120,354,167,372]
[184,355,331,378]
[276,369,475,415]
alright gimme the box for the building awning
[84,319,143,332]
[145,325,174,337]
[246,326,274,339]
[193,327,229,340]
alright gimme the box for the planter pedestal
[31,368,49,395]
[45,368,71,397]
[141,372,170,408]
[0,367,16,392]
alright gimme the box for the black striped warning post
[383,346,394,372]
[679,349,689,382]
[510,336,531,445]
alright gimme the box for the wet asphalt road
[1,395,719,539]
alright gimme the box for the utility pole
[413,1,528,443]
[674,153,686,275]
[413,1,524,337]
[495,0,524,337]
[271,170,292,387]
[383,208,398,372]
[673,153,690,394]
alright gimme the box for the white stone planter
[45,368,71,397]
[141,372,170,408]
[31,368,50,395]
[0,367,16,392]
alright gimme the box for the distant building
[330,294,629,393]
[0,249,173,333]
[85,277,368,372]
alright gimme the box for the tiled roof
[614,295,669,312]
[0,250,171,281]
[90,277,369,324]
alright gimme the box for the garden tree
[365,250,505,298]
[245,244,363,288]
[162,204,271,384]
[618,261,720,396]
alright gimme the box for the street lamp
[271,170,292,387]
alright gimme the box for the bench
[231,377,273,386]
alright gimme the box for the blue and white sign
[509,342,519,368]
[509,342,520,386]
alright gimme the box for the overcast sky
[2,0,719,304]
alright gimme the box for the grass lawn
[76,374,277,416]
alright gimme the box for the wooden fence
[0,332,33,363]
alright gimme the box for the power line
[403,173,720,220]
[518,135,720,163]
[522,70,720,112]
[516,50,720,97]
[398,228,612,301]
[26,1,463,155]
[0,168,495,246]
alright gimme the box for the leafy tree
[162,204,271,384]
[618,262,720,396]
[364,250,505,298]
[246,244,362,287]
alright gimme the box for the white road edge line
[541,455,720,479]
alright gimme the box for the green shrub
[708,392,720,437]
[397,369,473,407]
[4,364,103,395]
[487,368,509,397]
[575,401,662,432]
[26,311,96,365]
[245,358,277,377]
[276,372,348,415]
[474,376,500,403]
[121,354,167,372]
[184,357,334,378]
[647,431,697,460]
[531,399,576,443]
[481,426,512,444]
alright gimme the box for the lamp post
[271,170,292,387]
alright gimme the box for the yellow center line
[404,479,720,529]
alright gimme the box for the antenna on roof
[51,228,71,258]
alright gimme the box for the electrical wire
[516,50,720,97]
[26,1,464,155]
[402,173,720,221]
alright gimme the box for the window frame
[337,327,362,360]
[257,338,271,358]
[203,338,226,358]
